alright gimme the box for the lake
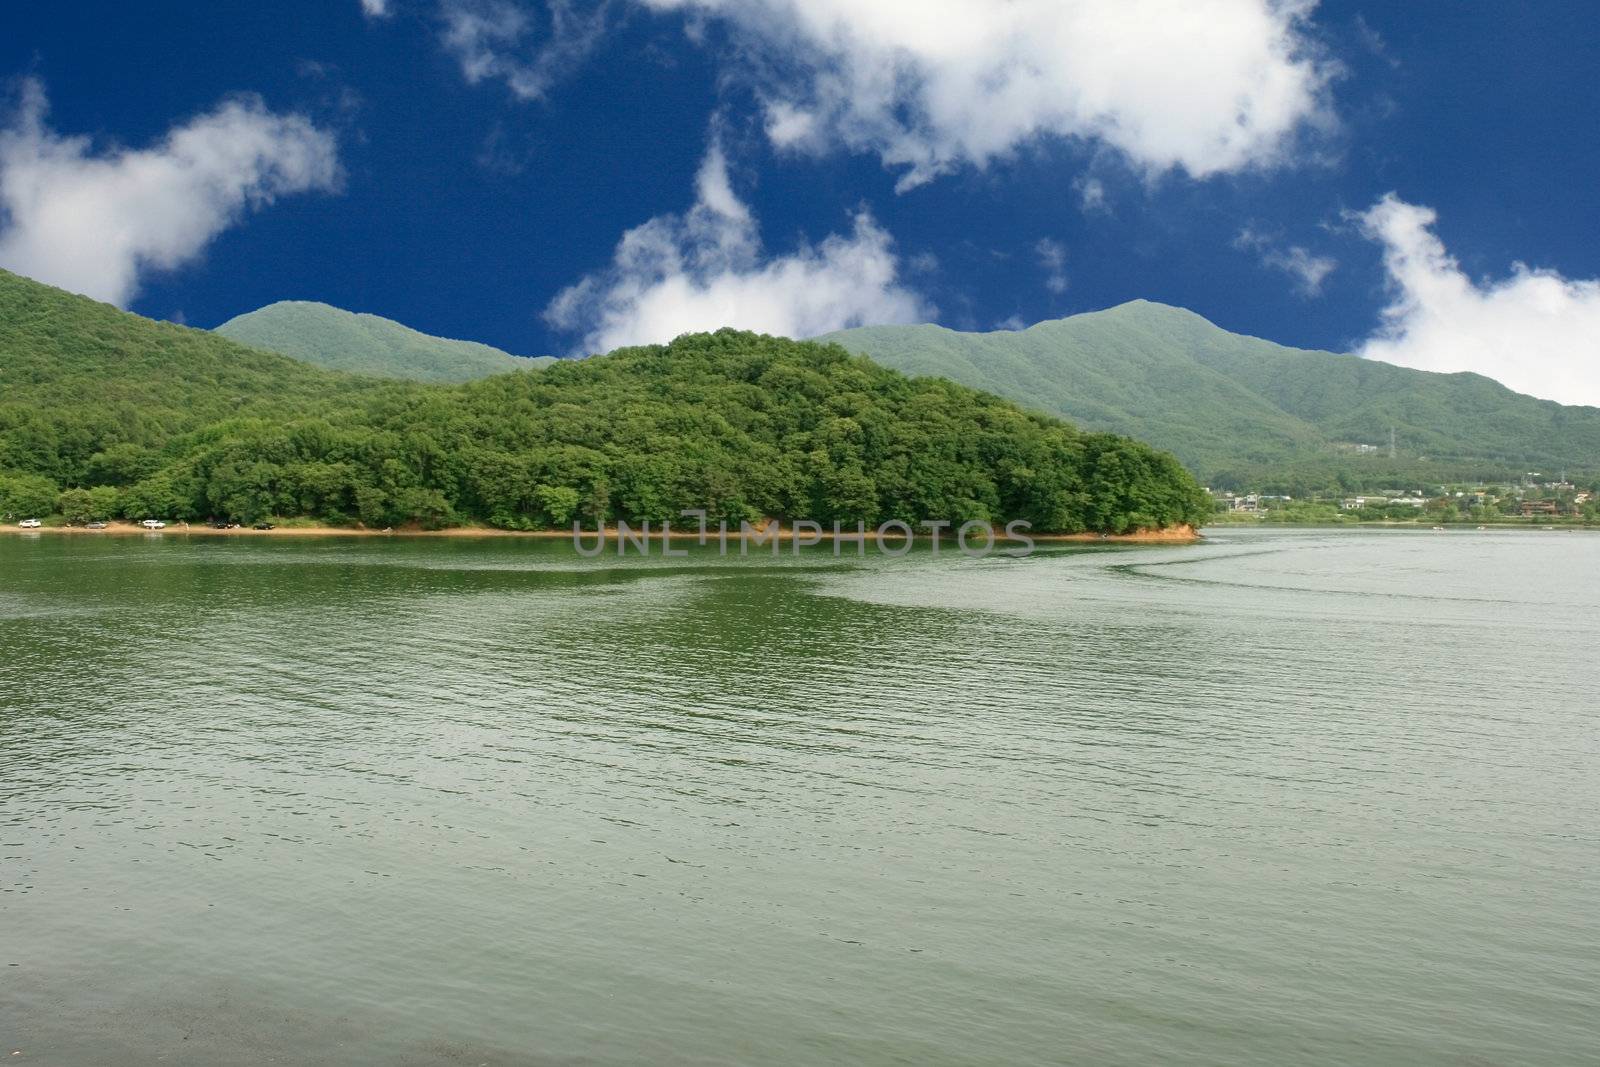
[1,527,1596,1065]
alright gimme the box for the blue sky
[2,1,1597,404]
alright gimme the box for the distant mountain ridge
[217,301,553,383]
[824,302,1600,485]
[209,294,1600,488]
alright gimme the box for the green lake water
[1,527,1596,1065]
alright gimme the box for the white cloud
[1270,245,1336,295]
[442,1,530,85]
[639,0,1333,189]
[1036,238,1068,295]
[361,0,392,17]
[1074,176,1109,215]
[0,80,340,307]
[762,100,819,149]
[1358,194,1600,407]
[1235,226,1336,295]
[440,0,608,100]
[545,141,930,352]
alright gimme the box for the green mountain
[216,300,553,382]
[825,302,1600,489]
[0,269,1206,533]
[0,271,385,490]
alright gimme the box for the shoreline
[1,520,1203,544]
[1206,519,1596,531]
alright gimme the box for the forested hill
[0,270,1207,533]
[216,300,552,382]
[824,302,1600,489]
[0,269,385,487]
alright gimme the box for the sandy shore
[1036,524,1201,544]
[2,520,1202,544]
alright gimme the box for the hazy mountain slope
[217,301,552,382]
[1180,330,1600,471]
[825,301,1600,481]
[827,305,1321,474]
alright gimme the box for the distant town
[1211,473,1599,525]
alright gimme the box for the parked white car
[18,518,42,529]
[140,519,167,530]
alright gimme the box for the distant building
[1520,500,1560,516]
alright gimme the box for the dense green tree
[122,473,189,521]
[1,472,59,520]
[355,486,390,528]
[87,485,121,521]
[57,487,94,525]
[392,487,453,529]
[535,485,580,526]
[84,444,161,487]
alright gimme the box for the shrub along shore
[0,519,1203,545]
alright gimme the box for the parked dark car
[253,522,276,531]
